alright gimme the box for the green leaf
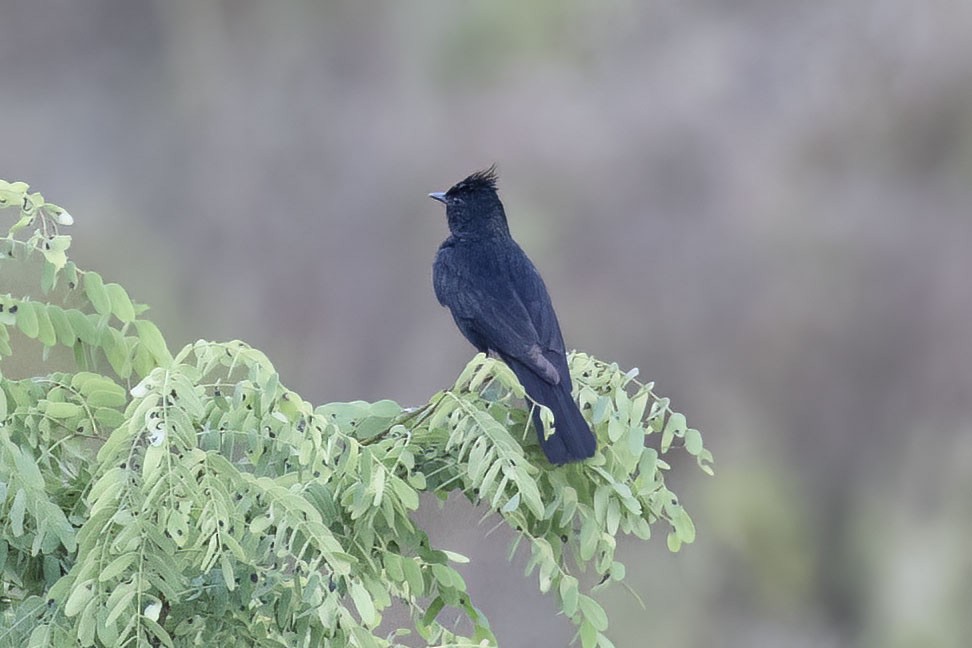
[78,599,97,645]
[467,438,488,483]
[629,391,649,424]
[86,389,128,408]
[66,309,97,345]
[0,300,14,326]
[593,485,609,525]
[579,516,598,562]
[431,563,459,591]
[626,420,645,457]
[99,553,136,582]
[384,554,404,582]
[94,406,126,429]
[606,498,621,535]
[105,283,135,323]
[368,399,401,417]
[559,574,579,618]
[134,319,172,365]
[16,301,39,338]
[87,468,125,511]
[64,579,96,617]
[402,557,424,596]
[249,516,272,534]
[141,615,174,648]
[596,632,617,648]
[467,358,497,391]
[667,531,682,553]
[684,428,703,455]
[580,620,598,648]
[102,327,131,378]
[84,272,111,315]
[48,305,77,346]
[41,259,57,293]
[609,561,626,581]
[13,445,45,490]
[578,594,608,632]
[443,550,469,564]
[97,608,121,645]
[478,460,501,499]
[455,355,485,389]
[517,473,545,519]
[44,401,82,418]
[500,492,520,514]
[34,304,56,346]
[663,412,686,437]
[9,488,26,536]
[390,475,419,511]
[671,506,696,544]
[42,235,71,271]
[420,595,446,632]
[350,581,378,626]
[63,260,79,287]
[27,625,48,648]
[220,553,236,591]
[607,416,625,443]
[591,396,611,425]
[371,464,386,506]
[132,341,155,378]
[143,444,166,484]
[104,586,136,628]
[0,180,29,208]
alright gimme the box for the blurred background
[3,1,971,646]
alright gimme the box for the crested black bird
[429,166,597,464]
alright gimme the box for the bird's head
[429,165,509,238]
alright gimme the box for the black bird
[429,166,596,464]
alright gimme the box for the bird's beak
[428,192,447,204]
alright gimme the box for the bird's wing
[508,247,567,357]
[434,243,562,385]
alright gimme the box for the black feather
[447,164,499,196]
[430,167,596,464]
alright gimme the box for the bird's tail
[507,359,597,464]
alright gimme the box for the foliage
[0,179,713,647]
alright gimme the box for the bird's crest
[447,164,499,196]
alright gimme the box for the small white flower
[148,428,166,446]
[131,381,152,398]
[55,209,74,226]
[144,601,162,621]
